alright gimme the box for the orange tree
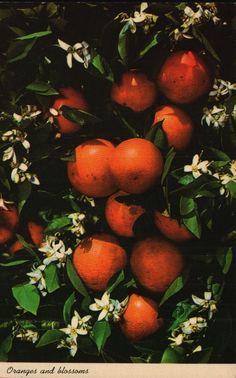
[0,2,235,363]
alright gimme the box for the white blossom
[26,264,47,296]
[181,316,207,335]
[57,337,78,357]
[13,105,42,123]
[184,154,210,178]
[89,292,114,321]
[2,146,17,162]
[110,297,129,322]
[168,332,185,347]
[118,2,158,34]
[38,235,72,267]
[79,194,96,208]
[57,39,91,69]
[10,157,40,185]
[209,78,236,101]
[68,212,86,236]
[60,310,91,340]
[230,160,236,176]
[0,196,14,211]
[202,105,229,128]
[15,329,39,343]
[213,172,236,196]
[192,291,217,319]
[172,27,193,41]
[1,129,30,151]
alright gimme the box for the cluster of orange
[0,49,211,342]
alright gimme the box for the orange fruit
[73,233,127,291]
[154,211,194,242]
[52,87,89,134]
[153,105,194,151]
[67,139,118,198]
[130,236,184,293]
[0,205,19,245]
[111,70,157,112]
[9,221,44,254]
[157,50,211,104]
[105,191,145,237]
[120,293,164,342]
[109,138,163,194]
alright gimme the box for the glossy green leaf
[92,320,111,352]
[7,39,36,63]
[216,247,233,274]
[63,292,76,324]
[160,269,189,306]
[66,258,88,297]
[178,175,194,186]
[118,22,130,64]
[161,347,185,363]
[26,81,58,96]
[17,180,32,213]
[61,106,101,127]
[36,329,64,348]
[138,31,162,58]
[183,214,201,238]
[180,196,195,216]
[107,270,125,294]
[161,148,176,185]
[45,264,60,293]
[16,30,52,40]
[12,283,40,315]
[44,216,71,233]
[0,260,29,267]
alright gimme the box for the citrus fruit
[73,233,127,291]
[105,191,145,237]
[67,138,118,197]
[157,50,211,104]
[111,70,157,112]
[154,211,194,242]
[109,138,163,194]
[0,205,19,244]
[130,236,184,293]
[120,293,164,342]
[52,87,89,134]
[153,105,194,151]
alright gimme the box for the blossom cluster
[58,292,128,356]
[0,106,41,185]
[173,2,221,41]
[184,154,236,197]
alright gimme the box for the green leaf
[45,264,60,293]
[180,196,195,216]
[12,283,40,315]
[138,31,162,58]
[16,234,40,263]
[0,335,13,361]
[0,260,29,267]
[130,356,147,363]
[36,329,64,348]
[7,39,36,63]
[26,81,58,96]
[118,22,130,64]
[207,147,230,161]
[92,321,111,353]
[91,54,114,82]
[161,148,176,185]
[145,121,166,150]
[183,213,201,238]
[17,180,32,213]
[16,30,52,40]
[186,347,213,363]
[66,258,88,297]
[61,106,101,127]
[160,269,189,306]
[169,301,197,331]
[192,26,221,63]
[8,26,26,37]
[112,106,139,137]
[216,247,233,274]
[63,292,76,324]
[107,270,125,294]
[44,216,71,233]
[226,181,236,198]
[77,336,99,355]
[161,347,185,363]
[0,166,10,190]
[178,175,194,186]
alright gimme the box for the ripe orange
[0,205,19,245]
[52,87,89,134]
[9,221,44,254]
[130,236,184,293]
[67,139,118,198]
[120,293,164,342]
[153,105,194,151]
[109,138,163,194]
[105,191,145,237]
[111,70,157,112]
[73,233,127,291]
[157,50,211,104]
[154,211,194,242]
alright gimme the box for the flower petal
[98,309,108,321]
[58,39,70,51]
